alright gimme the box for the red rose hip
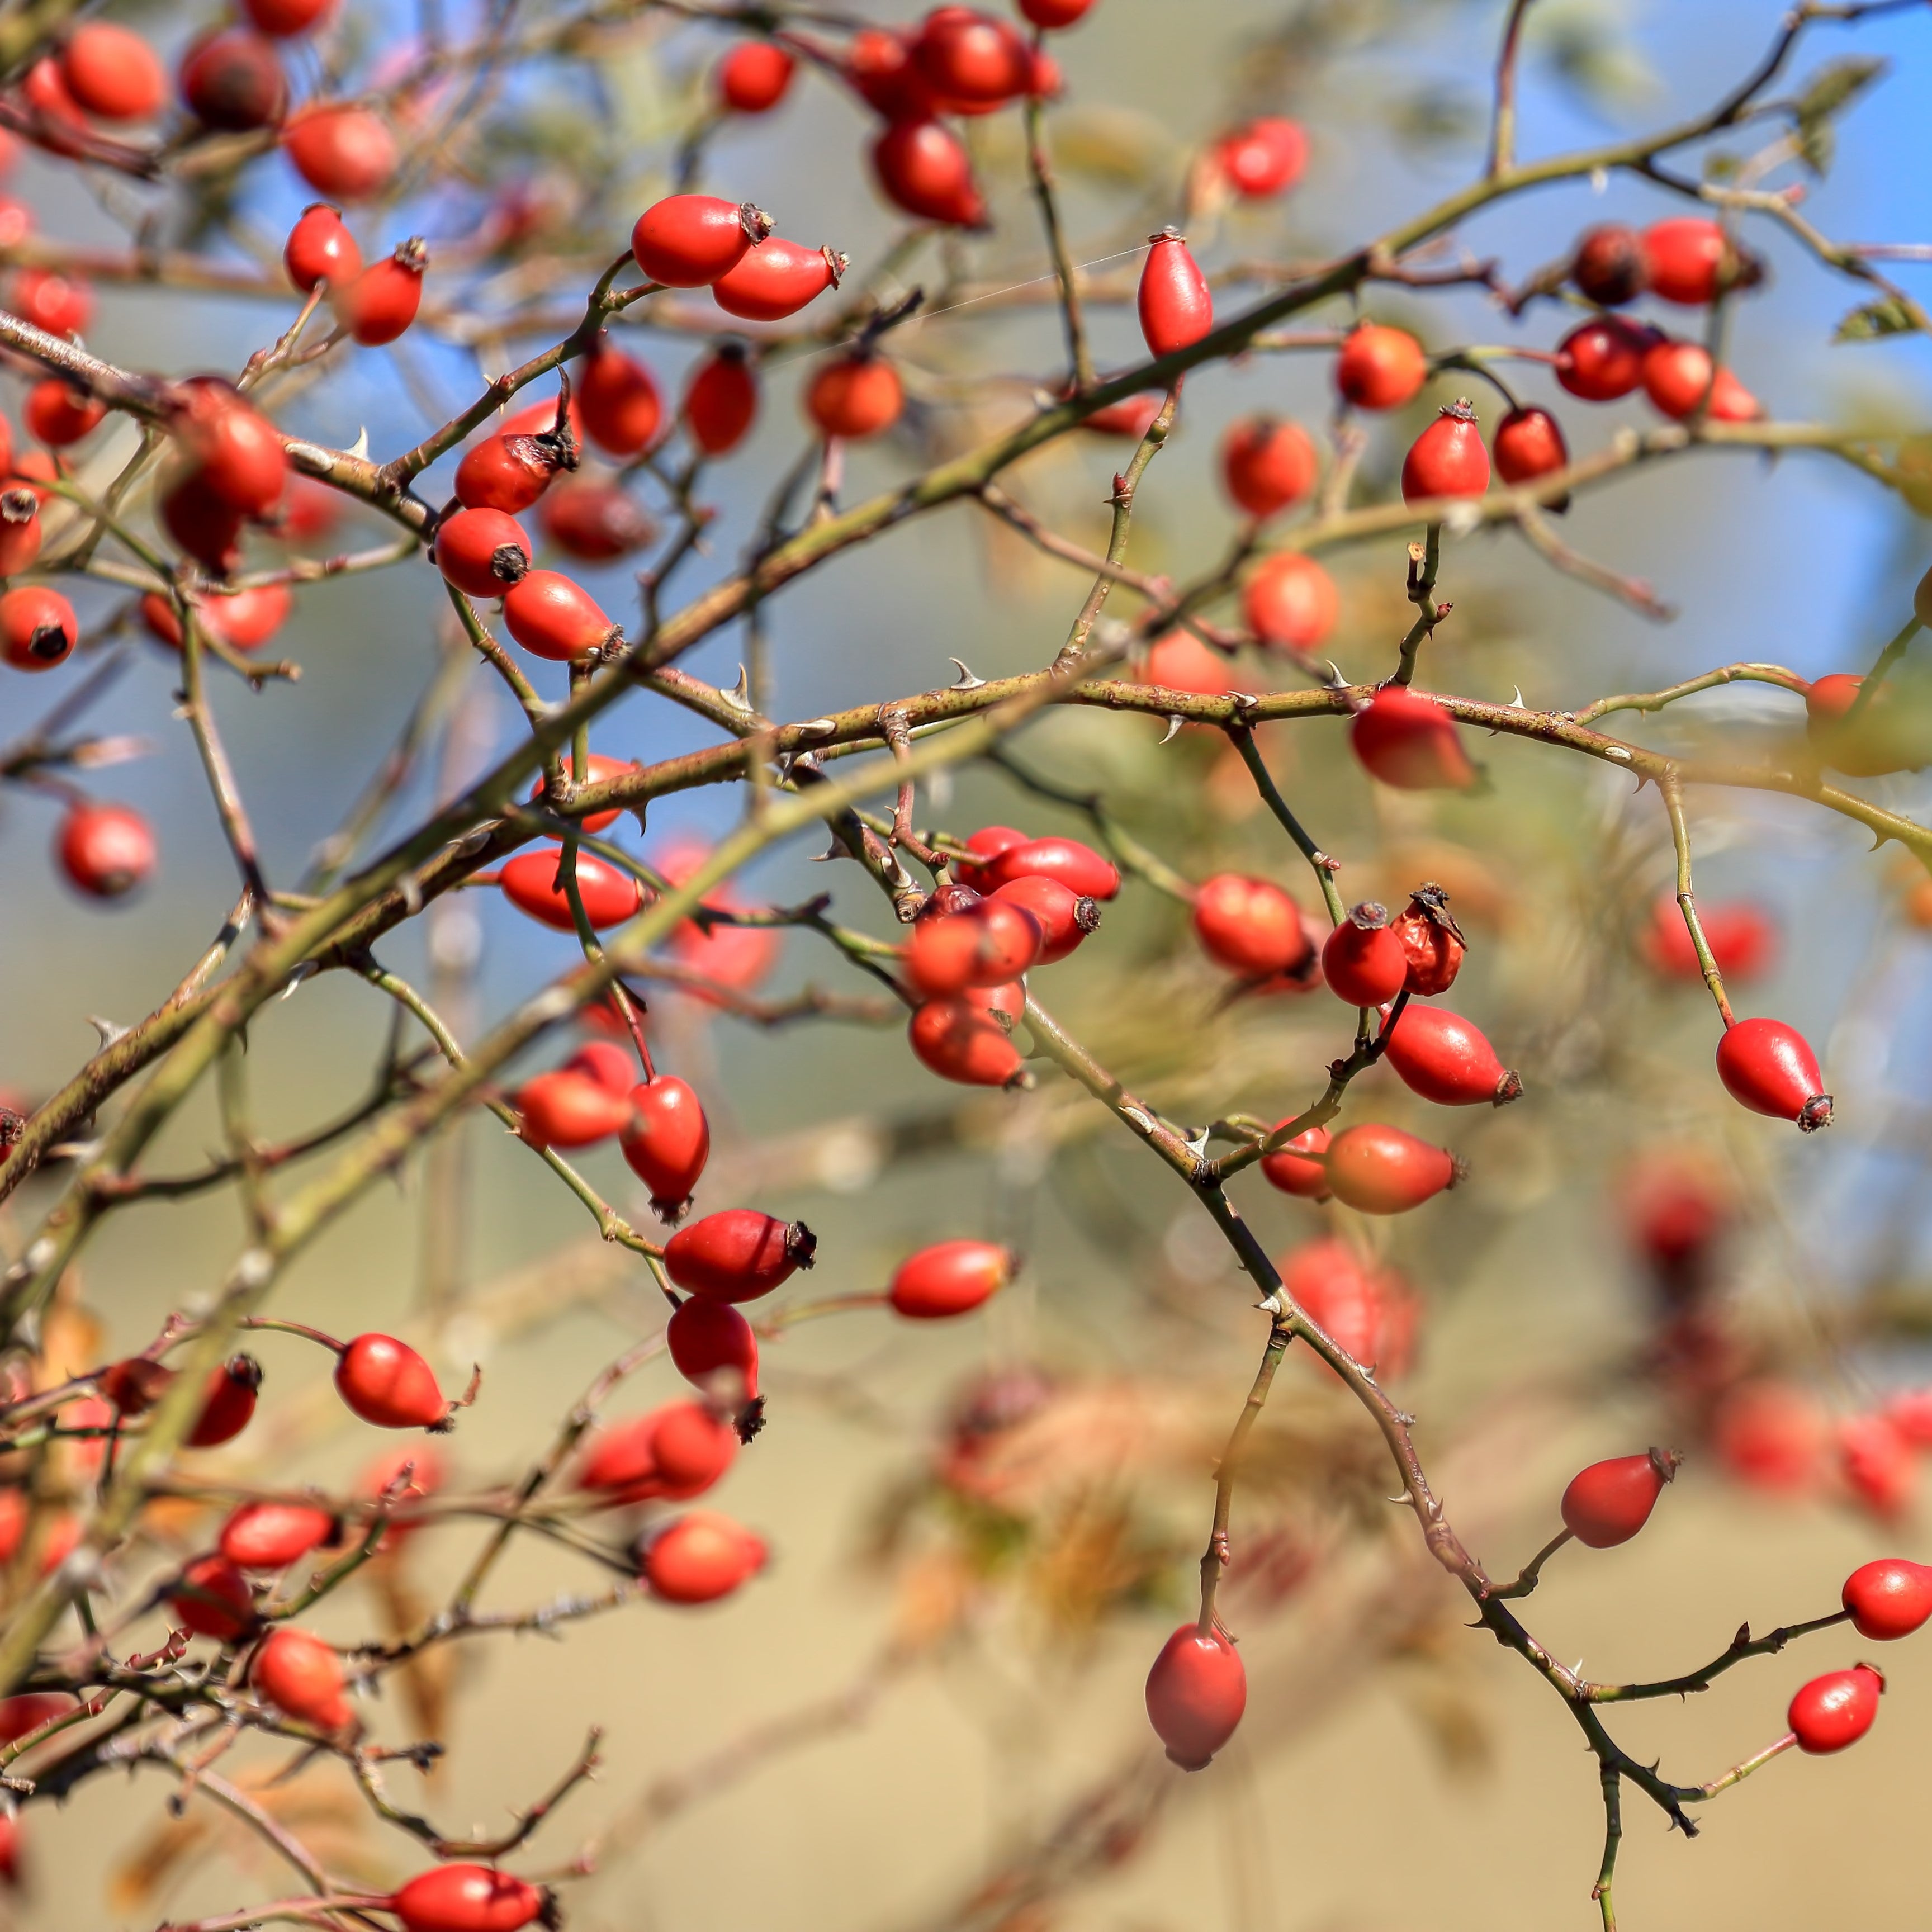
[1560,1447,1680,1548]
[664,1209,816,1303]
[1137,229,1213,357]
[333,1334,450,1430]
[1321,903,1408,1007]
[1401,400,1489,503]
[1715,1017,1830,1130]
[1382,1003,1521,1107]
[631,193,769,286]
[1788,1664,1883,1755]
[1323,1123,1459,1215]
[1145,1623,1246,1769]
[621,1076,711,1215]
[1841,1557,1932,1641]
[889,1239,1015,1318]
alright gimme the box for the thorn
[1157,714,1185,745]
[1323,660,1347,689]
[86,1014,128,1048]
[808,841,847,863]
[948,658,986,690]
[1182,1125,1211,1158]
[279,962,318,1001]
[348,425,370,460]
[720,666,754,713]
[1510,686,1525,708]
[1255,1294,1283,1316]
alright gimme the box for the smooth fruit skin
[1324,1124,1458,1215]
[1321,904,1408,1007]
[1079,392,1163,438]
[578,339,662,454]
[565,1041,634,1095]
[1643,216,1758,305]
[1571,223,1647,305]
[1841,1557,1932,1640]
[253,1627,351,1730]
[889,1240,1015,1318]
[907,899,1043,996]
[12,266,92,337]
[648,1401,740,1496]
[1261,1124,1332,1200]
[958,825,1028,882]
[1713,1381,1827,1494]
[1242,552,1338,650]
[914,9,1030,106]
[541,479,654,560]
[664,1209,816,1303]
[503,570,618,661]
[978,836,1120,901]
[61,23,167,120]
[1351,686,1476,791]
[1401,401,1489,503]
[1382,1003,1521,1106]
[1279,1237,1415,1375]
[631,194,765,287]
[168,1555,255,1640]
[527,752,631,837]
[1,585,75,670]
[178,379,287,514]
[187,1356,262,1446]
[910,998,1029,1086]
[334,1334,447,1430]
[872,118,986,226]
[1393,884,1465,994]
[283,105,397,200]
[667,1298,759,1400]
[1556,317,1654,401]
[1492,405,1569,492]
[990,875,1099,963]
[389,1865,547,1932]
[433,506,532,598]
[1216,116,1306,197]
[499,850,642,931]
[515,1069,632,1149]
[1640,340,1759,422]
[1138,230,1213,357]
[24,379,103,446]
[1839,1412,1915,1518]
[1334,324,1426,410]
[1715,1017,1831,1130]
[1019,0,1095,22]
[1644,896,1776,983]
[1142,630,1237,698]
[683,345,759,455]
[335,243,426,345]
[245,0,333,32]
[643,1511,767,1604]
[712,236,844,321]
[717,41,794,112]
[1560,1448,1679,1548]
[57,802,154,897]
[1193,874,1313,979]
[1788,1663,1884,1755]
[1145,1623,1246,1769]
[457,434,557,515]
[160,467,245,573]
[221,1502,335,1570]
[1220,416,1318,517]
[622,1076,711,1214]
[807,356,903,439]
[182,29,288,132]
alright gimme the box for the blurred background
[5,0,1932,1928]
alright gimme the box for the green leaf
[1794,54,1888,135]
[1835,296,1920,343]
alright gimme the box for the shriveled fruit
[1391,884,1465,994]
